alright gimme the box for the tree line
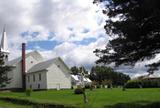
[90,66,130,86]
[71,66,130,87]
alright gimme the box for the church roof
[0,27,9,53]
[7,51,43,66]
[71,75,92,83]
[28,57,61,73]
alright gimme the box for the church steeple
[0,26,9,53]
[0,26,9,63]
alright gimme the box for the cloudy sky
[0,0,107,67]
[0,0,159,77]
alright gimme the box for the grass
[0,88,160,108]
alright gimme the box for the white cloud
[31,0,107,42]
[44,37,107,69]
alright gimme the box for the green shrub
[74,88,84,94]
[125,78,160,88]
[85,85,90,89]
[141,79,160,88]
[96,85,101,88]
[71,86,74,89]
[122,86,126,91]
[25,89,32,96]
[125,80,142,88]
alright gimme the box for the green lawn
[0,88,160,108]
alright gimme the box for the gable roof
[7,51,43,66]
[27,57,72,74]
[71,75,92,83]
[28,57,60,73]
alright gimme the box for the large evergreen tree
[0,53,12,88]
[94,0,160,73]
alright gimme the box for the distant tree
[71,66,79,75]
[71,66,88,75]
[90,66,130,86]
[0,53,12,88]
[93,0,160,73]
[79,66,89,75]
[90,66,113,84]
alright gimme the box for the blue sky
[0,0,159,78]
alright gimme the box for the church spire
[0,26,9,54]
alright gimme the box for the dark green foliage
[0,53,12,88]
[70,66,88,75]
[74,88,84,94]
[125,78,160,88]
[70,66,80,75]
[125,80,142,88]
[93,0,160,73]
[85,84,91,89]
[142,78,160,88]
[90,66,130,86]
[71,86,74,89]
[0,97,77,108]
[122,86,126,91]
[25,89,32,96]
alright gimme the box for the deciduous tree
[90,66,130,86]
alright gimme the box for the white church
[0,29,72,90]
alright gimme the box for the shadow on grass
[0,97,77,108]
[104,101,160,108]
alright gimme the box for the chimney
[22,43,26,90]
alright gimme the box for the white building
[0,28,71,90]
[26,57,71,90]
[71,75,92,87]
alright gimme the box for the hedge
[125,78,160,88]
[0,97,78,108]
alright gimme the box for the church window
[57,65,60,68]
[30,85,32,89]
[33,74,35,82]
[31,61,33,63]
[39,74,41,81]
[38,84,40,89]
